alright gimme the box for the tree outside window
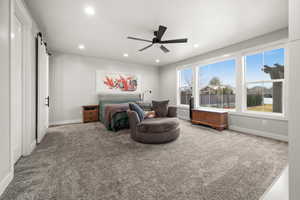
[198,59,236,109]
[245,48,284,113]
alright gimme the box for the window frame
[195,56,238,111]
[175,40,288,120]
[242,45,287,117]
[176,66,194,107]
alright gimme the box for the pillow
[129,103,146,121]
[136,101,153,111]
[152,100,169,117]
[145,111,155,119]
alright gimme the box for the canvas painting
[96,71,141,94]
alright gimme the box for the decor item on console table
[82,105,99,123]
[191,108,228,131]
[139,90,152,102]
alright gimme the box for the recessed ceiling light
[155,59,160,63]
[78,44,85,50]
[11,33,15,39]
[84,6,95,16]
[223,54,230,57]
[193,44,199,48]
[123,53,129,57]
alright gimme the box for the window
[178,68,193,105]
[245,48,285,114]
[175,44,286,118]
[198,59,236,109]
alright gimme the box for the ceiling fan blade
[139,44,153,51]
[127,36,152,43]
[160,45,170,53]
[157,25,167,40]
[160,38,188,44]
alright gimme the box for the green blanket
[98,97,141,132]
[108,111,129,132]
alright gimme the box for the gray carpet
[1,120,288,200]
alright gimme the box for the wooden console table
[191,108,228,131]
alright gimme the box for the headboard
[98,95,140,122]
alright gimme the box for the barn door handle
[45,96,49,107]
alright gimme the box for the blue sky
[180,68,193,87]
[180,48,285,88]
[198,59,236,88]
[246,48,284,82]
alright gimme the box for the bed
[99,96,140,131]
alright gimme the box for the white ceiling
[25,0,288,66]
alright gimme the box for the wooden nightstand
[82,105,99,123]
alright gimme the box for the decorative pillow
[145,111,155,119]
[152,100,169,117]
[136,101,153,111]
[129,103,146,121]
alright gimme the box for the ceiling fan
[127,25,188,53]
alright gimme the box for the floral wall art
[96,71,141,94]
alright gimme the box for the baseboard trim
[29,141,36,154]
[229,125,288,142]
[23,140,37,156]
[0,171,13,196]
[49,119,82,126]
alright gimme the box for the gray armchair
[127,106,180,144]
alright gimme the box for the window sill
[177,105,189,110]
[229,111,288,121]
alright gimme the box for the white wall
[159,28,289,141]
[0,0,13,195]
[49,52,160,125]
[289,0,300,198]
